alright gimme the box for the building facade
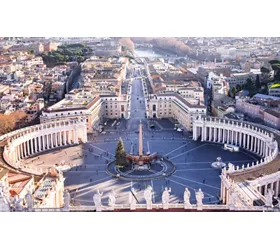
[147,92,206,131]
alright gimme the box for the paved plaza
[23,71,261,206]
[25,126,260,206]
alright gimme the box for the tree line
[40,43,91,67]
[0,111,27,135]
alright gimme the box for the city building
[40,89,129,132]
[147,92,206,131]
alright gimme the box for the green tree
[235,84,242,92]
[229,86,236,98]
[115,138,127,167]
[77,56,84,63]
[243,78,254,90]
[255,74,261,89]
[260,66,270,74]
[269,60,280,81]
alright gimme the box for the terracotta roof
[264,109,280,118]
[9,178,31,197]
[8,172,31,184]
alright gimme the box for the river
[134,48,164,58]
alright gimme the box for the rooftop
[264,109,280,118]
[47,89,100,112]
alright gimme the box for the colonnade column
[54,133,58,147]
[247,135,250,150]
[30,139,33,155]
[20,143,24,159]
[276,181,279,197]
[50,134,53,149]
[63,131,67,145]
[193,126,197,140]
[250,136,253,152]
[27,140,30,155]
[46,134,49,150]
[23,141,27,157]
[239,132,242,147]
[214,127,217,142]
[34,137,38,153]
[38,136,42,151]
[257,138,261,155]
[227,130,229,144]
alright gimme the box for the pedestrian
[203,179,205,184]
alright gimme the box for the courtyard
[25,119,260,206]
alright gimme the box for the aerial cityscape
[0,36,280,212]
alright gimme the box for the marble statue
[184,187,191,209]
[265,188,274,207]
[144,185,153,210]
[14,197,24,212]
[129,188,137,210]
[25,190,33,212]
[0,184,10,212]
[228,163,235,172]
[162,187,171,209]
[108,190,116,209]
[62,190,70,211]
[195,188,204,210]
[93,189,103,212]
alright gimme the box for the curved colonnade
[0,119,87,174]
[1,115,280,210]
[193,116,280,207]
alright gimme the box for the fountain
[211,157,226,169]
[106,121,176,180]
